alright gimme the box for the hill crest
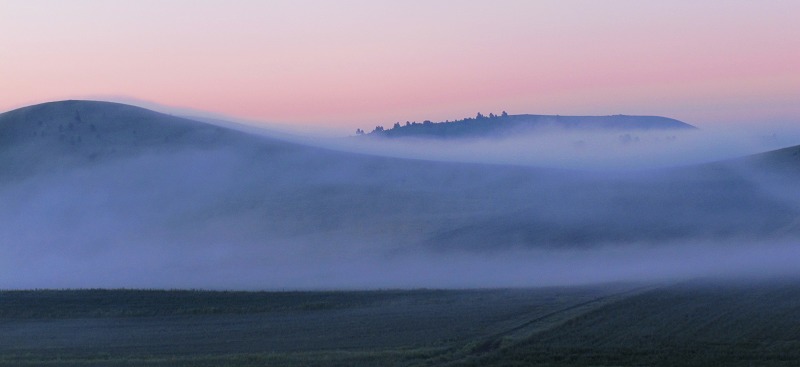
[359,113,696,139]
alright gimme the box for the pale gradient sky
[1,1,798,132]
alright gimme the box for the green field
[1,280,799,366]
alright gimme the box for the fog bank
[316,124,800,170]
[1,101,798,290]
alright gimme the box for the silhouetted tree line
[358,111,509,135]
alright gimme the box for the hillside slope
[0,101,797,288]
[0,100,303,181]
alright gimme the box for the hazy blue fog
[0,102,798,289]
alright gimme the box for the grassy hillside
[0,100,303,182]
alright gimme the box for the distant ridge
[359,113,696,139]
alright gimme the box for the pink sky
[1,1,798,132]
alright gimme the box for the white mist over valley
[1,100,799,289]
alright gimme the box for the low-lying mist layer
[335,125,800,170]
[0,101,798,289]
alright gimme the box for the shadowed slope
[0,100,304,181]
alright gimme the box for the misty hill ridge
[0,100,292,181]
[0,100,306,155]
[0,100,231,149]
[361,113,695,139]
[0,100,798,281]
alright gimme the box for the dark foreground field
[1,280,799,366]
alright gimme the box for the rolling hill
[0,100,797,288]
[361,113,696,139]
